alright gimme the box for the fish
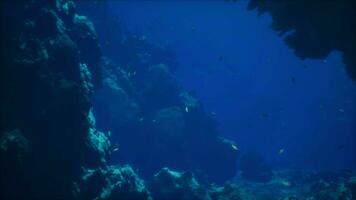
[231,144,238,151]
[290,76,296,84]
[278,148,285,155]
[111,143,119,153]
[185,106,189,113]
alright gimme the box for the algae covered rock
[307,180,352,200]
[151,168,211,200]
[80,165,152,200]
[209,183,246,200]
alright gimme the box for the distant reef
[0,0,237,199]
[77,0,239,184]
[247,0,356,80]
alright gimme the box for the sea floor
[223,170,356,200]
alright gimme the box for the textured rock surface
[79,165,152,200]
[151,168,212,200]
[0,1,146,199]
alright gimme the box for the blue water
[108,1,356,170]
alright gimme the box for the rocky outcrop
[0,0,144,199]
[151,168,211,200]
[79,165,151,200]
[247,0,356,80]
[92,58,238,183]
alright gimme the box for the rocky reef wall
[0,1,150,199]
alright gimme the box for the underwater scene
[1,0,356,199]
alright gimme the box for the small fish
[290,76,296,84]
[231,144,238,151]
[280,180,291,187]
[111,143,119,153]
[278,148,285,155]
[338,108,345,113]
[139,117,144,122]
[185,106,189,113]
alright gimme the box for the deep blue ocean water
[108,1,356,171]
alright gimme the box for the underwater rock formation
[151,168,211,200]
[84,8,239,183]
[247,0,356,80]
[79,165,151,200]
[93,56,238,183]
[0,0,142,199]
[209,183,247,200]
[346,176,356,198]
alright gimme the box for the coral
[151,168,211,200]
[80,165,151,200]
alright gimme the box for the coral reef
[247,0,356,80]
